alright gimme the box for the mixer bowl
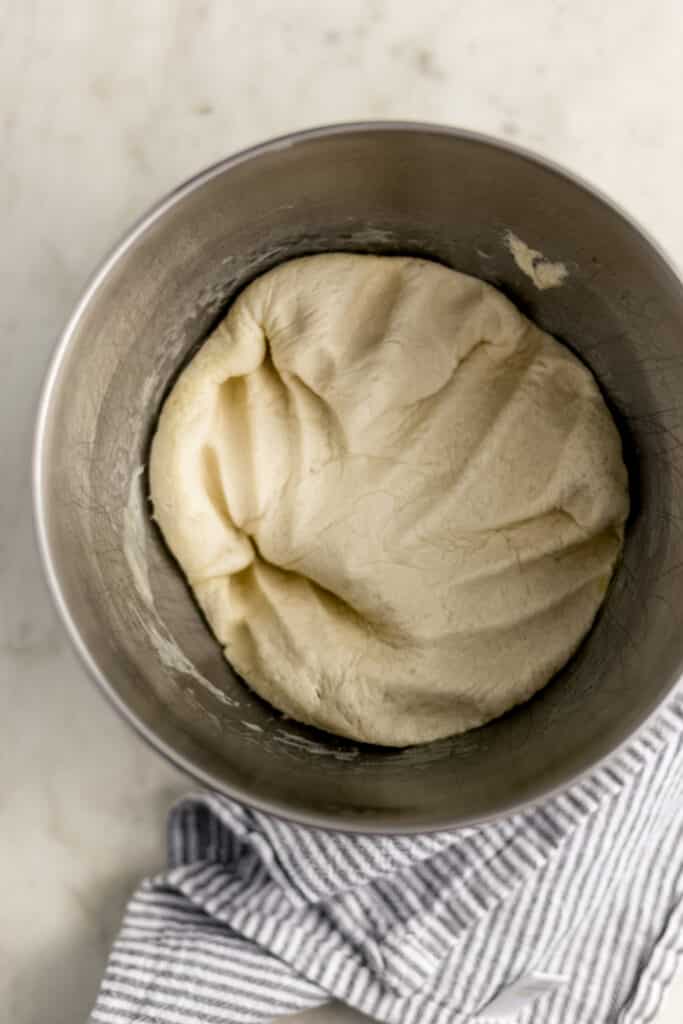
[34,122,683,831]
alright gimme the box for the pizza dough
[150,254,629,746]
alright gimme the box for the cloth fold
[92,694,683,1024]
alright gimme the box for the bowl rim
[32,120,683,833]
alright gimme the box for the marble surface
[1,1,682,1021]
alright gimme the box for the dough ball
[150,254,629,746]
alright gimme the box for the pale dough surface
[150,254,629,746]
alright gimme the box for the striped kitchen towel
[92,693,683,1024]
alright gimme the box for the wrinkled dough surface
[150,254,629,746]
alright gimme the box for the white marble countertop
[2,1,682,1021]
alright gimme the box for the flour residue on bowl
[123,465,237,707]
[123,465,154,608]
[241,720,263,733]
[505,230,569,290]
[273,728,359,761]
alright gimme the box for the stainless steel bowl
[34,122,683,832]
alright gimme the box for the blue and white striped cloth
[92,693,683,1024]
